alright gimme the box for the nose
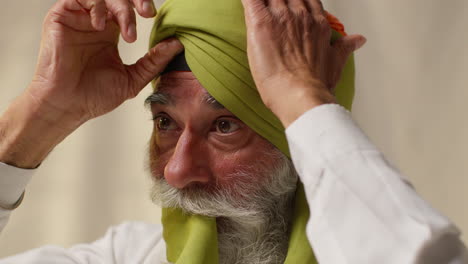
[164,130,212,189]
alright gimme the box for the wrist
[275,92,335,128]
[0,92,83,168]
[267,78,336,128]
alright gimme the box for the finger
[104,0,137,42]
[131,0,156,18]
[240,0,266,10]
[61,0,84,11]
[48,9,94,31]
[70,0,106,30]
[268,0,288,15]
[126,38,184,95]
[89,0,107,30]
[288,0,309,15]
[305,0,325,17]
[332,35,367,75]
[51,0,104,31]
[73,0,107,30]
[332,34,367,58]
[241,0,268,24]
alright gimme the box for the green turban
[149,0,355,263]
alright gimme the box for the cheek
[210,140,277,187]
[149,132,169,178]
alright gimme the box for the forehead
[157,71,206,98]
[151,71,224,110]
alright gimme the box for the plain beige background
[0,0,467,258]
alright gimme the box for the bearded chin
[149,152,299,264]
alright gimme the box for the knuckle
[250,9,273,27]
[144,56,158,71]
[274,8,291,23]
[153,44,167,55]
[315,15,327,25]
[148,46,169,67]
[293,7,309,18]
[148,58,160,72]
[315,16,330,31]
[113,5,132,19]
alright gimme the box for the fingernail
[143,1,156,16]
[127,23,137,40]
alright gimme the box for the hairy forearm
[0,91,82,169]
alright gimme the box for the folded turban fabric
[149,1,355,263]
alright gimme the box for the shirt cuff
[0,162,35,206]
[285,104,378,186]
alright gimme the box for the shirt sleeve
[0,221,165,264]
[286,104,468,264]
[0,164,167,263]
[0,162,34,233]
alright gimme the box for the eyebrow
[202,93,225,109]
[145,91,173,106]
[144,91,225,110]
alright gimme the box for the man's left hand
[241,0,366,127]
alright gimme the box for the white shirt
[0,104,466,263]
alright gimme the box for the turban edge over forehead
[150,0,355,157]
[149,0,355,263]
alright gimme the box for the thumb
[126,38,184,95]
[328,34,366,91]
[333,34,367,59]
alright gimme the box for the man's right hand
[31,0,183,124]
[0,0,184,169]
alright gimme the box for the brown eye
[215,119,240,134]
[154,115,177,131]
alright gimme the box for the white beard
[150,150,298,264]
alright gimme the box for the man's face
[148,71,280,189]
[147,72,296,216]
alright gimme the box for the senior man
[0,0,466,263]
